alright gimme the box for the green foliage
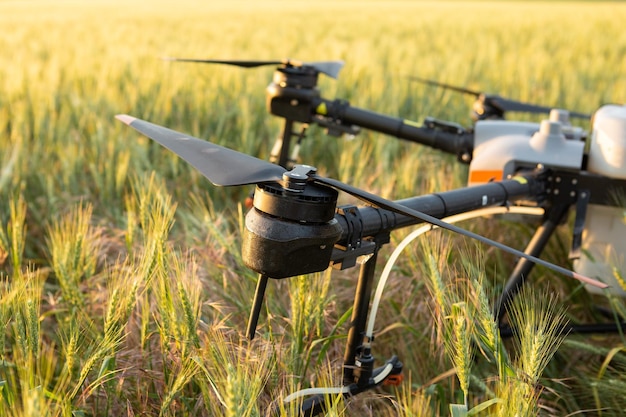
[420,243,570,416]
[1,0,626,415]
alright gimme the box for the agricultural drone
[120,58,626,415]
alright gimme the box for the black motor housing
[265,66,320,123]
[242,181,341,278]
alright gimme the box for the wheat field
[1,1,626,416]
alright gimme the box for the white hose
[284,205,544,402]
[283,386,350,403]
[283,363,394,403]
[365,205,545,341]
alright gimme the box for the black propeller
[115,115,285,186]
[409,76,591,120]
[116,114,607,290]
[162,57,345,79]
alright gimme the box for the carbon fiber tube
[334,174,544,245]
[317,98,474,157]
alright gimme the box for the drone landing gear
[494,203,570,322]
[270,119,309,170]
[285,234,405,417]
[495,203,626,336]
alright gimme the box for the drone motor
[241,166,342,279]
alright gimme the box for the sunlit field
[1,0,626,415]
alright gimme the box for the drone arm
[333,172,544,247]
[315,98,474,162]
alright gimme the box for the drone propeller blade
[488,96,591,119]
[410,76,591,119]
[116,115,286,186]
[162,57,345,79]
[409,76,481,96]
[162,57,283,68]
[302,60,345,79]
[487,95,553,114]
[313,175,608,290]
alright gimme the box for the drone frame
[118,109,626,416]
[120,55,625,416]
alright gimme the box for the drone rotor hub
[254,174,337,223]
[274,65,319,89]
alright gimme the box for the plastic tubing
[283,206,543,403]
[283,363,394,403]
[365,206,545,341]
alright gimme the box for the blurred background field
[1,1,626,415]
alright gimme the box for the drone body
[469,104,626,296]
[468,118,584,186]
[119,58,626,416]
[148,57,626,305]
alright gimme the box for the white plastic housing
[472,110,585,150]
[575,104,626,295]
[469,120,584,186]
[473,120,540,148]
[574,204,626,296]
[549,109,586,142]
[588,104,626,179]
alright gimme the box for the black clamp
[423,116,466,135]
[544,171,583,214]
[313,114,361,138]
[313,99,361,138]
[542,170,591,260]
[331,205,378,270]
[338,205,363,250]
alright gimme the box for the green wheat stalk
[499,286,568,416]
[47,203,101,315]
[0,195,27,275]
[194,327,274,417]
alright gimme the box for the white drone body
[468,105,626,296]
